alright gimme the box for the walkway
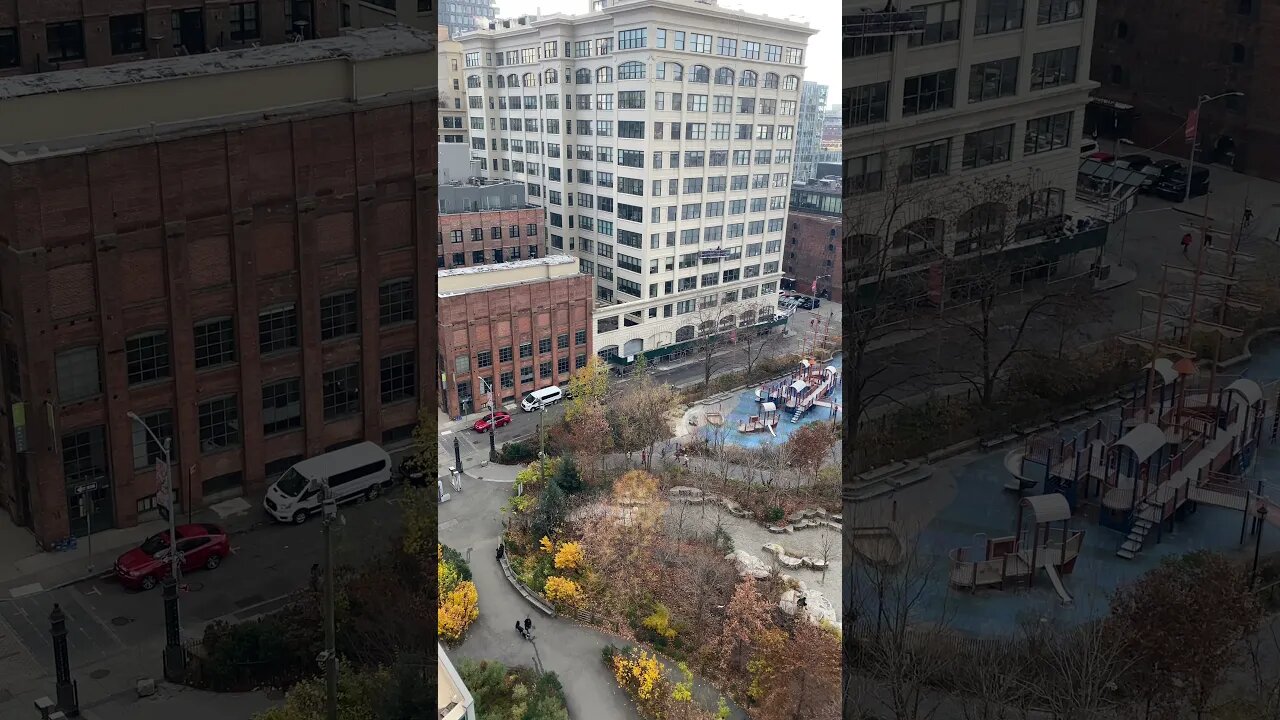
[439,460,748,720]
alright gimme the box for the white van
[262,442,392,524]
[521,385,564,412]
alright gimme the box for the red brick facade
[437,208,545,268]
[784,210,842,301]
[438,272,593,418]
[0,98,437,546]
[0,0,342,76]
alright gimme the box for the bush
[194,612,317,692]
[553,541,584,571]
[543,576,582,605]
[439,543,471,581]
[458,660,570,720]
[764,506,785,523]
[438,581,479,643]
[498,440,539,464]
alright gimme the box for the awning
[1022,493,1072,524]
[1144,357,1178,386]
[1225,378,1264,407]
[1078,159,1148,188]
[1114,423,1166,463]
[1089,97,1136,111]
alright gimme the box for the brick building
[438,256,592,418]
[783,179,842,302]
[437,166,544,269]
[1090,0,1279,180]
[0,0,343,75]
[0,26,436,546]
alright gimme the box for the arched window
[892,218,943,252]
[507,73,518,87]
[670,62,683,81]
[596,66,613,83]
[763,72,779,89]
[956,203,1007,245]
[719,315,736,331]
[738,309,757,327]
[575,68,591,84]
[714,67,734,85]
[782,74,799,90]
[467,74,481,89]
[689,64,710,83]
[544,68,558,84]
[496,75,506,88]
[739,70,758,87]
[522,72,535,87]
[697,320,716,336]
[618,61,645,79]
[675,325,695,342]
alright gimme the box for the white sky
[494,0,840,100]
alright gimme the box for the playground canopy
[1114,422,1166,463]
[1022,493,1072,524]
[1225,378,1264,407]
[1144,358,1178,386]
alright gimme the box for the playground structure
[738,402,779,436]
[949,494,1084,604]
[756,357,840,423]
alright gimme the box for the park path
[440,461,749,720]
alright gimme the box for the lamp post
[1251,504,1268,590]
[126,411,184,681]
[481,377,497,461]
[1185,92,1245,204]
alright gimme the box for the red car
[473,411,512,432]
[114,523,230,590]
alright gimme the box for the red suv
[473,411,512,432]
[114,524,230,590]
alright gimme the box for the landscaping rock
[727,550,772,579]
[136,678,157,697]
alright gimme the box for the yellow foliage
[438,580,479,643]
[543,575,582,605]
[614,469,659,503]
[554,541,584,571]
[438,557,460,596]
[642,603,678,641]
[540,536,555,554]
[612,648,665,702]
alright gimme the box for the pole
[538,407,547,484]
[485,378,497,460]
[1185,95,1203,205]
[85,491,93,575]
[187,465,195,526]
[322,481,338,720]
[453,436,462,474]
[1251,506,1268,589]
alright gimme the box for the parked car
[114,524,230,590]
[1153,167,1211,202]
[1135,165,1164,194]
[1119,154,1152,170]
[1086,151,1116,163]
[473,411,512,432]
[1151,159,1184,177]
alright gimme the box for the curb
[498,554,555,617]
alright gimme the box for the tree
[1108,551,1263,719]
[757,621,841,720]
[706,579,775,680]
[1022,616,1131,720]
[399,486,436,560]
[566,355,609,421]
[614,376,680,470]
[553,455,583,495]
[784,421,840,487]
[255,665,432,720]
[410,406,437,474]
[694,301,734,389]
[737,302,781,377]
[561,401,613,483]
[531,474,567,541]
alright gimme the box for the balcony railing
[844,10,926,37]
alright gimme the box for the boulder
[726,550,772,579]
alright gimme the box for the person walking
[524,616,533,635]
[1181,232,1192,254]
[516,620,527,640]
[496,543,505,561]
[1203,231,1214,249]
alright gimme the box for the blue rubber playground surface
[904,335,1280,636]
[706,354,842,449]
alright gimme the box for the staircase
[1116,502,1159,559]
[791,407,804,422]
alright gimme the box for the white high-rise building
[795,81,829,182]
[459,0,816,362]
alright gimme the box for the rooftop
[439,255,581,297]
[791,178,843,196]
[459,0,814,39]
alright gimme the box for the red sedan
[473,411,512,433]
[114,523,230,590]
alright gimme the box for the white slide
[1042,563,1073,605]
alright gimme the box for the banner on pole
[1185,109,1198,143]
[155,460,172,513]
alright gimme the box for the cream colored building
[460,0,816,362]
[437,643,477,720]
[440,25,469,144]
[345,0,433,30]
[844,0,1104,296]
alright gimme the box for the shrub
[612,647,666,704]
[554,541,584,571]
[438,580,479,643]
[498,440,539,465]
[641,603,678,642]
[764,506,785,523]
[458,660,570,720]
[439,543,471,581]
[543,576,582,605]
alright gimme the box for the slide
[794,367,838,420]
[1042,563,1073,605]
[767,423,777,437]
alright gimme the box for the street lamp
[481,377,497,461]
[1185,91,1245,204]
[126,410,184,681]
[1251,504,1268,590]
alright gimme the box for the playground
[694,354,842,450]
[852,339,1280,636]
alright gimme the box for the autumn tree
[706,579,776,683]
[783,420,840,487]
[561,400,613,483]
[757,621,841,720]
[614,375,681,469]
[566,355,609,421]
[409,405,437,474]
[1108,551,1263,720]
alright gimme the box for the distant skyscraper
[441,0,499,37]
[795,81,829,182]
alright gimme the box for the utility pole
[483,377,497,461]
[320,480,338,720]
[538,406,547,487]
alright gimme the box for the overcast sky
[494,0,840,101]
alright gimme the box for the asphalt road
[0,491,403,674]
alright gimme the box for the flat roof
[0,25,435,101]
[460,0,814,38]
[439,255,581,297]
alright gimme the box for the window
[898,138,951,182]
[1037,0,1082,24]
[690,33,712,53]
[739,70,758,87]
[46,21,84,61]
[785,47,802,64]
[1024,111,1072,154]
[903,70,956,116]
[109,14,145,54]
[764,44,782,62]
[782,75,799,91]
[845,82,890,126]
[194,318,236,368]
[230,2,260,40]
[690,65,710,83]
[910,1,961,46]
[323,365,360,419]
[968,57,1019,102]
[597,66,613,83]
[262,379,302,434]
[974,0,1025,34]
[320,291,358,340]
[198,396,240,453]
[618,61,645,80]
[378,278,415,326]
[618,28,646,49]
[1232,43,1246,63]
[259,306,298,354]
[1239,0,1252,13]
[126,332,170,385]
[846,154,884,194]
[380,352,416,403]
[596,37,613,55]
[0,28,18,68]
[1031,47,1078,90]
[963,124,1015,169]
[131,410,174,469]
[55,347,100,403]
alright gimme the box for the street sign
[11,402,27,453]
[74,482,99,494]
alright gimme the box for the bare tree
[692,300,734,389]
[1021,614,1131,720]
[736,301,782,377]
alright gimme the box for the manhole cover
[90,669,110,680]
[110,617,133,627]
[234,594,265,609]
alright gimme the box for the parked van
[521,385,564,412]
[262,442,392,524]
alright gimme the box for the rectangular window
[764,44,782,62]
[1024,111,1073,154]
[1037,0,1082,24]
[1031,46,1079,90]
[844,82,890,126]
[55,347,100,403]
[229,2,260,41]
[909,0,961,46]
[618,28,646,49]
[259,306,298,354]
[126,332,171,385]
[378,278,415,326]
[131,410,174,469]
[975,0,1025,35]
[46,20,84,61]
[109,14,145,54]
[902,70,956,117]
[320,290,358,340]
[963,124,1015,169]
[262,378,302,434]
[898,138,951,182]
[690,33,712,53]
[323,365,361,419]
[380,351,416,403]
[968,57,1020,103]
[0,28,18,68]
[198,396,241,453]
[194,318,236,368]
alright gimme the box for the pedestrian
[309,563,321,592]
[516,621,526,639]
[1181,232,1192,254]
[496,543,505,561]
[524,616,532,634]
[1203,232,1214,249]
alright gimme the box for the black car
[1119,154,1152,170]
[1151,159,1184,177]
[1153,167,1211,202]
